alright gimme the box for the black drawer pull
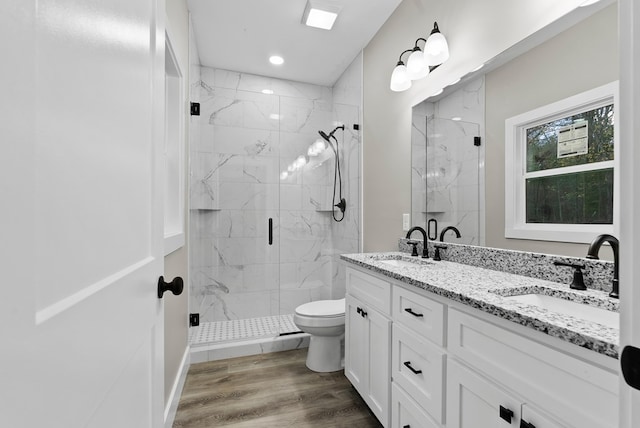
[403,361,422,375]
[499,405,514,423]
[403,425,410,428]
[404,308,424,317]
[520,420,536,428]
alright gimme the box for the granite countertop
[341,252,620,359]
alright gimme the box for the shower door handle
[268,218,273,245]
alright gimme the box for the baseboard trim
[164,346,190,428]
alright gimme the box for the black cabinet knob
[157,276,184,298]
[499,405,514,423]
[520,420,536,428]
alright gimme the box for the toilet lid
[295,298,345,317]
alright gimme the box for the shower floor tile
[190,314,301,346]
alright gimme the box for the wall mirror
[411,0,618,257]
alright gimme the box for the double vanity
[341,244,619,428]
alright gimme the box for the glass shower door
[425,117,482,245]
[189,80,282,345]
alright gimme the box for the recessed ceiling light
[302,0,341,30]
[269,55,284,65]
[262,89,274,95]
[451,117,462,121]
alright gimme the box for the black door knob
[158,276,184,298]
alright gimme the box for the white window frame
[505,81,619,244]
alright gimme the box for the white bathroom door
[0,0,166,427]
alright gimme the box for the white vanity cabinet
[345,267,392,427]
[344,263,619,428]
[447,308,618,428]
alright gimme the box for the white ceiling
[187,0,402,87]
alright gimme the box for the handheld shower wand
[318,125,346,222]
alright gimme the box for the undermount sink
[504,293,619,329]
[378,257,433,269]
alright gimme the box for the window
[505,82,618,243]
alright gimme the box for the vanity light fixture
[390,49,413,92]
[406,40,429,80]
[424,22,449,65]
[390,22,449,92]
[302,0,341,30]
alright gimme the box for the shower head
[318,125,345,142]
[318,130,331,142]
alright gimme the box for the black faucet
[406,226,429,258]
[439,226,461,242]
[586,234,619,299]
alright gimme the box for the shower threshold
[190,313,302,346]
[189,314,309,363]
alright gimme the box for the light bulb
[390,63,411,92]
[424,23,449,66]
[406,50,429,80]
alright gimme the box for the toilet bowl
[293,298,345,373]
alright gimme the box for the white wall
[484,4,618,257]
[362,0,592,251]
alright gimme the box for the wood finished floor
[173,349,383,428]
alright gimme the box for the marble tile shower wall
[190,64,361,324]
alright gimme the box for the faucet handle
[433,244,447,261]
[407,241,419,257]
[554,261,586,290]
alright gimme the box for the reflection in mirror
[411,1,617,256]
[412,77,485,245]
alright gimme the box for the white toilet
[293,298,346,373]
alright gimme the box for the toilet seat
[295,298,345,318]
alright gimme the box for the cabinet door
[367,305,392,426]
[345,294,369,393]
[447,359,521,428]
[521,404,565,428]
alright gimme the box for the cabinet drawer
[392,324,445,423]
[393,286,445,346]
[346,267,391,315]
[391,383,440,428]
[448,308,618,428]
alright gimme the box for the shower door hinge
[190,102,200,116]
[189,313,200,327]
[474,136,481,146]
